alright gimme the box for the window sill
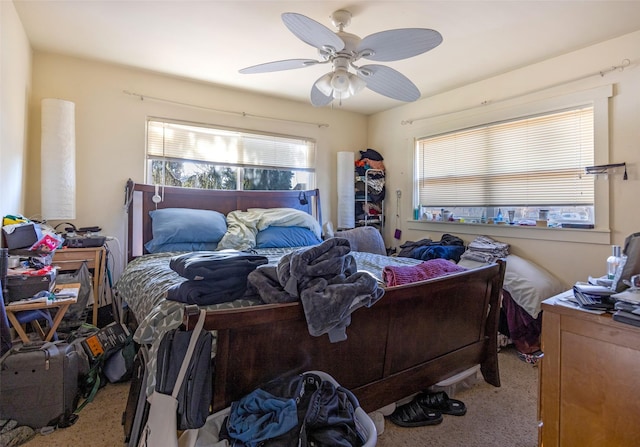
[406,220,611,245]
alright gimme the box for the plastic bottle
[607,245,622,280]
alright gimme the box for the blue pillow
[144,241,219,254]
[147,208,227,250]
[255,226,322,249]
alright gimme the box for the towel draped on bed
[248,238,384,342]
[382,258,468,287]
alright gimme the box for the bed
[117,180,506,418]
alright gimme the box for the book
[612,310,640,328]
[614,301,640,313]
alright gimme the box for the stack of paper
[612,289,640,305]
[612,300,640,327]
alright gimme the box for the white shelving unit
[355,168,384,232]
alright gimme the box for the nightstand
[52,246,107,326]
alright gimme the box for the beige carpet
[22,346,538,447]
[377,347,539,447]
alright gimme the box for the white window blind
[147,119,316,170]
[417,106,594,207]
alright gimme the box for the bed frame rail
[184,259,505,412]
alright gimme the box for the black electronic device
[77,226,102,233]
[64,235,106,248]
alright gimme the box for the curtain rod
[401,58,631,125]
[122,90,329,128]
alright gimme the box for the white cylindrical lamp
[41,98,76,220]
[337,151,355,229]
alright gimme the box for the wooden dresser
[539,294,640,446]
[52,245,106,326]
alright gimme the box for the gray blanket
[247,238,384,342]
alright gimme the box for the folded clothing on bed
[169,250,268,280]
[383,258,468,287]
[167,277,251,306]
[460,235,510,263]
[167,250,268,305]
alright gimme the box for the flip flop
[389,400,443,427]
[415,391,467,416]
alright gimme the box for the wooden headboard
[125,179,322,261]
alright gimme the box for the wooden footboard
[184,259,505,413]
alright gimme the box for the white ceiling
[13,0,640,115]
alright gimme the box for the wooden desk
[53,246,106,326]
[5,283,79,343]
[539,293,640,446]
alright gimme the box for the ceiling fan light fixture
[330,69,350,92]
[348,73,367,95]
[316,72,334,96]
[333,89,351,100]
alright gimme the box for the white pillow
[458,254,566,318]
[502,254,566,318]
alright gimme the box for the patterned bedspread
[114,247,423,396]
[115,248,423,344]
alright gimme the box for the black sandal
[389,400,443,427]
[415,391,467,416]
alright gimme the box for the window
[416,106,595,226]
[146,119,316,191]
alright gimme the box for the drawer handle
[55,258,94,263]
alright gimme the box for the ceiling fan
[239,10,443,107]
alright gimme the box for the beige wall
[368,30,640,286]
[0,1,32,217]
[24,53,367,275]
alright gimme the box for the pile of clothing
[219,372,366,447]
[247,238,384,342]
[397,234,466,262]
[355,149,386,224]
[355,148,385,177]
[459,236,510,263]
[166,250,268,305]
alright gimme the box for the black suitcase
[0,341,79,428]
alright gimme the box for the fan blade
[282,12,345,52]
[310,79,334,107]
[357,28,442,62]
[239,59,319,74]
[358,64,420,102]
